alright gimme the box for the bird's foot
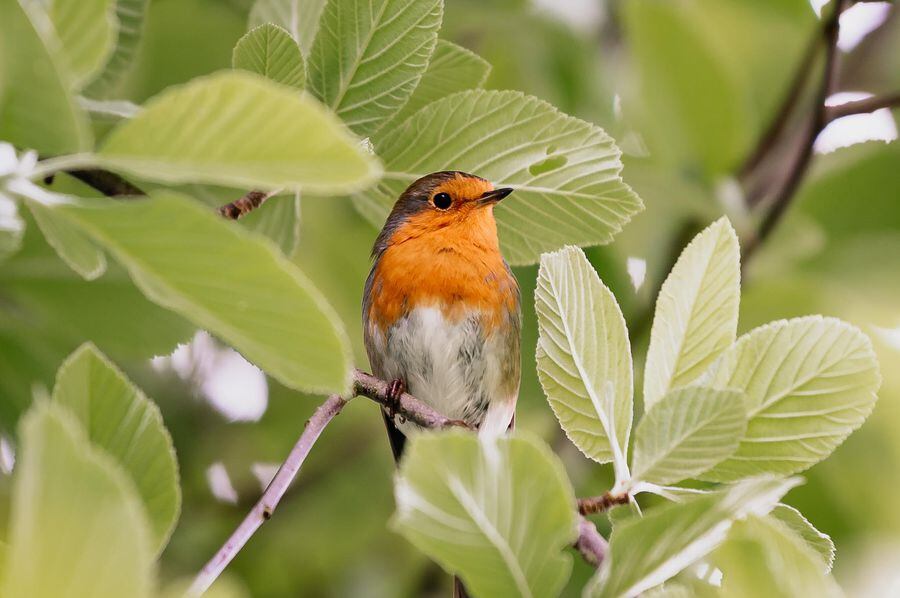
[386,378,405,423]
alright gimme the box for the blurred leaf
[232,24,305,89]
[535,246,632,477]
[631,386,746,486]
[392,431,577,598]
[713,515,842,598]
[25,200,106,280]
[248,0,327,54]
[241,192,301,256]
[53,343,180,552]
[2,402,153,598]
[84,0,150,98]
[357,90,643,265]
[381,39,491,130]
[308,0,443,136]
[586,477,799,598]
[48,0,118,87]
[0,0,92,154]
[644,218,740,410]
[770,504,835,573]
[0,192,25,262]
[60,192,353,394]
[700,317,881,482]
[98,71,380,192]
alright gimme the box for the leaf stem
[29,153,98,179]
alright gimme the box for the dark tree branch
[824,93,900,122]
[217,190,276,219]
[67,169,145,197]
[578,491,630,516]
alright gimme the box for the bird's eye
[433,192,452,210]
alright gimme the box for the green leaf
[25,199,106,280]
[631,386,746,486]
[52,343,180,552]
[713,515,842,598]
[2,402,153,598]
[535,246,632,479]
[699,317,881,482]
[381,39,491,130]
[248,0,327,54]
[0,0,92,154]
[84,0,149,98]
[241,192,301,257]
[0,192,25,262]
[60,192,352,395]
[48,0,118,88]
[307,0,443,136]
[769,504,835,573]
[98,71,380,193]
[587,477,799,598]
[356,90,643,265]
[643,217,740,410]
[392,431,577,598]
[233,23,306,89]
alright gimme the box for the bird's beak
[477,187,514,206]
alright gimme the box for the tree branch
[824,92,900,122]
[574,516,609,568]
[217,189,277,219]
[577,491,630,516]
[352,369,469,429]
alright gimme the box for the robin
[362,171,521,460]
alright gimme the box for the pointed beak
[477,187,514,206]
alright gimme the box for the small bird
[362,171,521,460]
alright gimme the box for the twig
[577,492,630,516]
[824,93,900,122]
[217,190,277,219]
[352,369,469,429]
[188,394,349,596]
[68,169,145,196]
[574,516,609,568]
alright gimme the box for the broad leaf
[248,0,327,54]
[392,431,577,598]
[535,246,632,479]
[381,39,491,131]
[586,477,799,598]
[233,24,305,89]
[643,217,740,410]
[60,192,352,394]
[356,90,643,265]
[53,343,181,552]
[48,0,118,87]
[713,515,842,598]
[699,317,881,482]
[631,386,746,486]
[0,0,92,154]
[25,199,106,280]
[770,504,835,572]
[85,0,149,98]
[98,71,380,192]
[308,0,443,136]
[2,402,153,598]
[0,192,25,262]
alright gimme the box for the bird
[362,171,522,460]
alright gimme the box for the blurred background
[2,0,899,595]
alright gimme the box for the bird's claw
[386,378,405,422]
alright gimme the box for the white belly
[367,306,517,435]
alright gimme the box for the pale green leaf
[535,246,632,478]
[0,0,92,154]
[233,24,305,89]
[587,477,799,598]
[714,515,842,598]
[2,402,153,598]
[0,192,25,262]
[644,218,740,410]
[25,199,106,280]
[52,343,181,552]
[248,0,327,54]
[699,316,881,482]
[770,504,835,572]
[84,0,149,98]
[381,39,491,130]
[308,0,443,136]
[392,431,577,598]
[631,386,746,486]
[60,192,352,394]
[98,71,380,193]
[356,90,643,265]
[78,96,141,120]
[241,192,301,257]
[48,0,118,87]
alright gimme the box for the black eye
[433,192,452,210]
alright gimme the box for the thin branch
[577,491,630,516]
[824,92,900,122]
[352,369,469,429]
[188,394,349,597]
[574,516,609,568]
[68,169,145,197]
[217,190,278,219]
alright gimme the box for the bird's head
[372,171,513,257]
